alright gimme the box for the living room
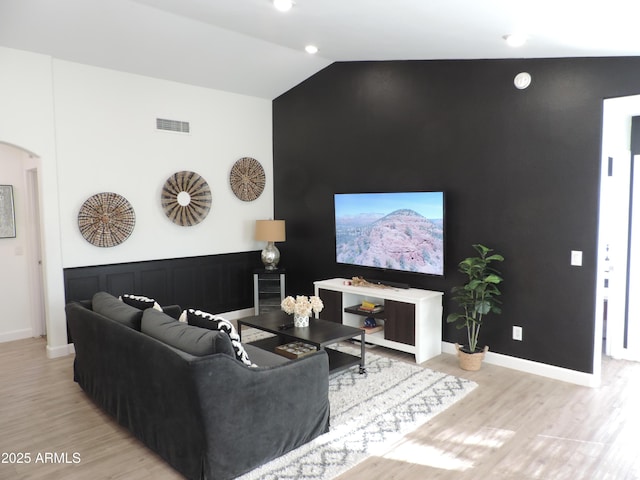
[2,1,640,478]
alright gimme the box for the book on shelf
[358,304,383,313]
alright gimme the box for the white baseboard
[442,342,599,387]
[220,307,255,321]
[610,349,640,362]
[0,328,33,343]
[46,343,74,359]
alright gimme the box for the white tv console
[313,278,443,363]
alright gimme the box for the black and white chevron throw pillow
[119,294,162,311]
[182,309,255,367]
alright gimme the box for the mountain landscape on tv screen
[336,209,444,275]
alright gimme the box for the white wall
[0,46,275,355]
[53,60,274,267]
[0,46,66,356]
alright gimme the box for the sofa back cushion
[141,308,235,357]
[92,291,143,330]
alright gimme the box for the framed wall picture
[0,185,16,239]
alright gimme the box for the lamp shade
[255,220,286,242]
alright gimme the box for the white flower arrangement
[281,295,324,318]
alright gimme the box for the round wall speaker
[514,72,532,90]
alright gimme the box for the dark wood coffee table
[237,311,366,374]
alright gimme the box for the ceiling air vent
[156,118,190,133]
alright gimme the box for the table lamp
[255,219,286,270]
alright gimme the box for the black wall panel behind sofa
[64,251,259,317]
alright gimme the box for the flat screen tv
[334,191,445,276]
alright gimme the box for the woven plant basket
[455,343,489,371]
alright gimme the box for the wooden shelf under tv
[361,325,384,334]
[344,305,386,319]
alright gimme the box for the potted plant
[446,244,504,371]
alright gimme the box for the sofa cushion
[141,308,235,357]
[92,291,143,330]
[183,309,255,367]
[120,293,162,311]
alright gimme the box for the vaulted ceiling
[2,0,640,99]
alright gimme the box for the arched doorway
[0,142,46,342]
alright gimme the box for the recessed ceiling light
[305,45,318,54]
[273,0,293,12]
[503,33,527,47]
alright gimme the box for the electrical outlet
[512,326,523,341]
[571,250,583,266]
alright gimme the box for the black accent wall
[273,57,640,374]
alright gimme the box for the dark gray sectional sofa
[65,292,330,480]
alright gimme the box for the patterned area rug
[237,343,477,480]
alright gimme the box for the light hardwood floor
[1,337,639,480]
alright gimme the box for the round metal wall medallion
[229,157,265,202]
[78,192,136,247]
[161,171,212,226]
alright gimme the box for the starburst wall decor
[161,170,212,226]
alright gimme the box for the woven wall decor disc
[229,157,265,202]
[78,192,136,247]
[161,170,212,226]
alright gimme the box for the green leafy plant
[446,244,504,353]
